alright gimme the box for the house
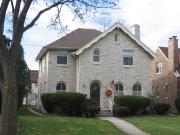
[151,36,180,112]
[26,70,39,105]
[36,22,155,111]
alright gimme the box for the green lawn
[124,115,180,135]
[17,108,126,135]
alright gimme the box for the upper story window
[115,83,124,96]
[114,33,119,42]
[57,51,67,64]
[93,49,100,62]
[132,83,142,96]
[56,82,66,92]
[156,62,163,74]
[123,50,133,65]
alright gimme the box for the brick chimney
[168,36,179,71]
[134,24,140,40]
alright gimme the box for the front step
[96,110,113,117]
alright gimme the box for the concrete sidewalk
[99,117,150,135]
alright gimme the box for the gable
[73,22,155,58]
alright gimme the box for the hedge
[113,104,130,116]
[41,92,87,116]
[175,96,180,112]
[114,95,151,114]
[81,99,100,117]
[154,103,170,115]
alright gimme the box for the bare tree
[0,0,119,135]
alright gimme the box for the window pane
[56,82,66,91]
[57,52,67,64]
[123,51,133,65]
[114,34,118,42]
[93,49,100,62]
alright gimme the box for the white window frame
[93,48,100,63]
[156,62,163,74]
[57,51,68,65]
[56,82,66,92]
[123,50,133,66]
[115,83,124,96]
[132,83,142,96]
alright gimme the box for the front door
[90,82,100,105]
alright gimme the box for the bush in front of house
[113,104,130,116]
[41,93,54,113]
[81,99,100,117]
[175,96,180,112]
[41,92,87,116]
[154,103,170,115]
[114,96,151,114]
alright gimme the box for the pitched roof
[36,28,101,60]
[47,28,101,49]
[73,22,155,58]
[159,46,180,59]
[30,70,38,83]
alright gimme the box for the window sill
[56,64,69,67]
[122,65,134,68]
[156,73,162,75]
[92,62,101,65]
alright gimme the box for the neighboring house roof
[36,28,101,60]
[159,46,180,59]
[30,70,38,83]
[73,22,156,58]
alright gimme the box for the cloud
[20,0,180,69]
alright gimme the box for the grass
[124,115,180,135]
[17,108,126,135]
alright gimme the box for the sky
[15,0,180,70]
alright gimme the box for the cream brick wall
[47,50,76,92]
[77,30,152,109]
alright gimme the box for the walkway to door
[99,117,150,135]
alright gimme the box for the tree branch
[13,0,22,29]
[10,0,15,12]
[23,0,73,32]
[0,0,11,34]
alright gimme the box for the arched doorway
[90,81,100,105]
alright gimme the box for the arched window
[93,49,100,62]
[114,33,118,42]
[56,82,66,92]
[132,83,142,96]
[115,83,124,96]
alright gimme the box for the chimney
[134,24,140,40]
[168,36,179,71]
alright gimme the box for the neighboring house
[36,22,155,111]
[26,70,39,105]
[151,36,180,112]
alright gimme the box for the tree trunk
[0,63,17,135]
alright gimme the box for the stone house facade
[151,36,180,112]
[36,23,155,110]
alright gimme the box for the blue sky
[12,0,180,70]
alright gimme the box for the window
[132,83,142,96]
[165,85,169,97]
[115,83,123,96]
[56,82,66,92]
[123,50,133,65]
[155,86,159,97]
[93,49,100,62]
[114,33,118,42]
[57,51,67,64]
[156,62,163,73]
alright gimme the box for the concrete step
[96,110,113,117]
